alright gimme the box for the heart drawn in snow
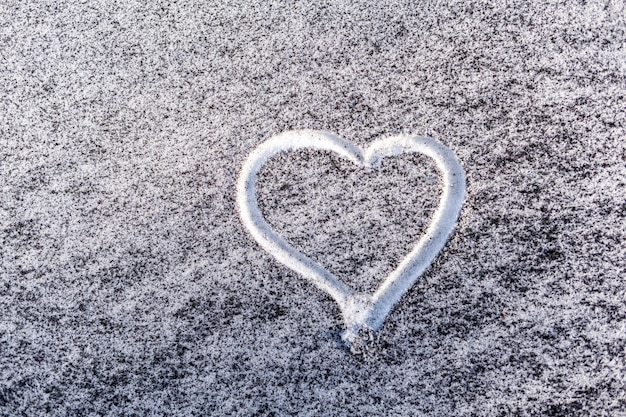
[236,130,466,350]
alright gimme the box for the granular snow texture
[1,1,625,416]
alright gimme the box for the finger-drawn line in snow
[236,130,466,351]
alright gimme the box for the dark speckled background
[1,1,625,415]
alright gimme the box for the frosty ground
[1,1,625,416]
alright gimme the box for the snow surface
[1,0,625,415]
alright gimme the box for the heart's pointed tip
[341,294,374,323]
[341,323,377,355]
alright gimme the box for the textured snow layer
[1,0,625,415]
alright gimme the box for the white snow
[1,0,624,415]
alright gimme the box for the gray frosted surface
[1,1,625,416]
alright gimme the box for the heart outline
[236,130,466,347]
